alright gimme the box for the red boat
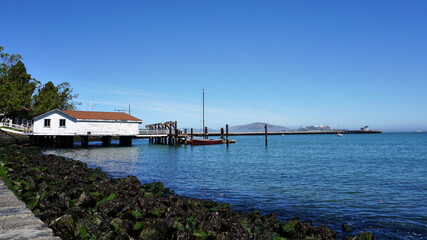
[190,89,223,145]
[190,138,223,145]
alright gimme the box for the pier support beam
[55,136,64,147]
[46,136,54,147]
[264,124,268,147]
[81,136,89,147]
[191,128,193,140]
[35,136,45,147]
[102,136,111,147]
[56,136,74,148]
[119,136,132,146]
[226,124,229,147]
[67,136,74,147]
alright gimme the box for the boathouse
[32,109,142,147]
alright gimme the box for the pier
[185,129,382,136]
[137,121,382,146]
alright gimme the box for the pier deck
[187,130,382,137]
[136,130,382,138]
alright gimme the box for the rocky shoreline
[0,132,373,239]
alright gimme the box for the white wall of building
[33,112,77,135]
[75,121,140,136]
[33,110,141,136]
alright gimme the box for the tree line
[0,46,79,121]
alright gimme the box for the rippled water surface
[45,133,427,239]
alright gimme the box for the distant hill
[230,122,287,132]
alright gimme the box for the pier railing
[136,129,382,138]
[138,129,171,136]
[188,130,382,136]
[0,122,33,133]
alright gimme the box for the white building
[32,109,142,147]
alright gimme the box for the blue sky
[3,1,426,131]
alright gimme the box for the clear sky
[3,1,426,131]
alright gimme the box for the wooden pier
[186,129,382,136]
[138,121,382,146]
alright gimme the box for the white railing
[0,122,33,133]
[138,129,171,136]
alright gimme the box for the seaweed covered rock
[0,131,17,146]
[344,231,375,240]
[0,144,374,239]
[274,218,337,239]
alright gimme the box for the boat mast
[203,89,205,139]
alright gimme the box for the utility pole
[90,98,97,111]
[115,104,131,115]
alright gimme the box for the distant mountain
[230,122,287,132]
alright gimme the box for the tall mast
[203,89,205,138]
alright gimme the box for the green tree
[0,47,39,120]
[57,82,79,110]
[1,46,79,120]
[0,46,22,81]
[32,81,80,116]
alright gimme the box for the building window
[44,119,51,128]
[59,119,66,128]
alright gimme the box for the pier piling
[265,124,268,147]
[226,124,229,147]
[81,136,88,147]
[102,136,111,147]
[119,136,132,146]
[191,128,193,140]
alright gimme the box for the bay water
[44,132,427,239]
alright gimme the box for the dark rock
[342,222,354,232]
[75,191,94,208]
[347,231,375,240]
[49,214,79,239]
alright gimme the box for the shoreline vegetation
[0,131,373,239]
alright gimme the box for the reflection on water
[44,133,427,239]
[46,142,140,178]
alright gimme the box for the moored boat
[192,89,223,145]
[190,138,223,145]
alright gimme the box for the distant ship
[337,123,343,137]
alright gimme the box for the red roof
[61,110,142,122]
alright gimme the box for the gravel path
[0,179,60,240]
